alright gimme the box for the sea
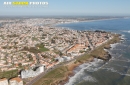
[57,18,130,85]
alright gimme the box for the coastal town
[0,18,114,85]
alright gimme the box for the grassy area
[36,43,49,52]
[0,69,18,79]
[7,34,19,37]
[43,66,68,78]
[23,47,41,53]
[32,37,38,41]
[33,66,68,85]
[76,54,92,63]
[23,43,49,53]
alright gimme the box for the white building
[55,56,71,63]
[21,65,45,78]
[9,77,23,85]
[58,57,64,62]
[62,56,71,61]
[0,78,8,85]
[39,65,45,73]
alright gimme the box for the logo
[3,1,48,7]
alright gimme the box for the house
[0,78,8,85]
[9,77,23,85]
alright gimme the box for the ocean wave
[101,67,115,72]
[107,54,122,63]
[121,34,126,40]
[83,76,97,82]
[122,30,130,33]
[110,43,119,50]
[102,67,130,76]
[113,64,129,68]
[112,58,130,62]
[65,68,86,85]
[76,58,104,72]
[65,58,103,85]
[65,74,97,85]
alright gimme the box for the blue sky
[0,0,130,16]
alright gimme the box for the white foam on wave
[83,76,97,82]
[127,30,130,33]
[102,67,130,77]
[121,34,126,40]
[113,64,129,68]
[122,30,130,33]
[112,58,130,62]
[65,67,86,85]
[113,53,130,66]
[110,43,119,50]
[65,58,104,85]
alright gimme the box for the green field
[23,43,49,53]
[0,69,18,79]
[33,66,68,85]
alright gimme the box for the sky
[0,0,130,16]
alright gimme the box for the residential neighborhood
[0,18,113,84]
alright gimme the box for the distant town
[0,17,119,85]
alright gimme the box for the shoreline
[59,57,94,85]
[59,34,121,85]
[54,17,122,27]
[32,33,121,85]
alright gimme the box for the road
[25,51,89,85]
[25,38,112,85]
